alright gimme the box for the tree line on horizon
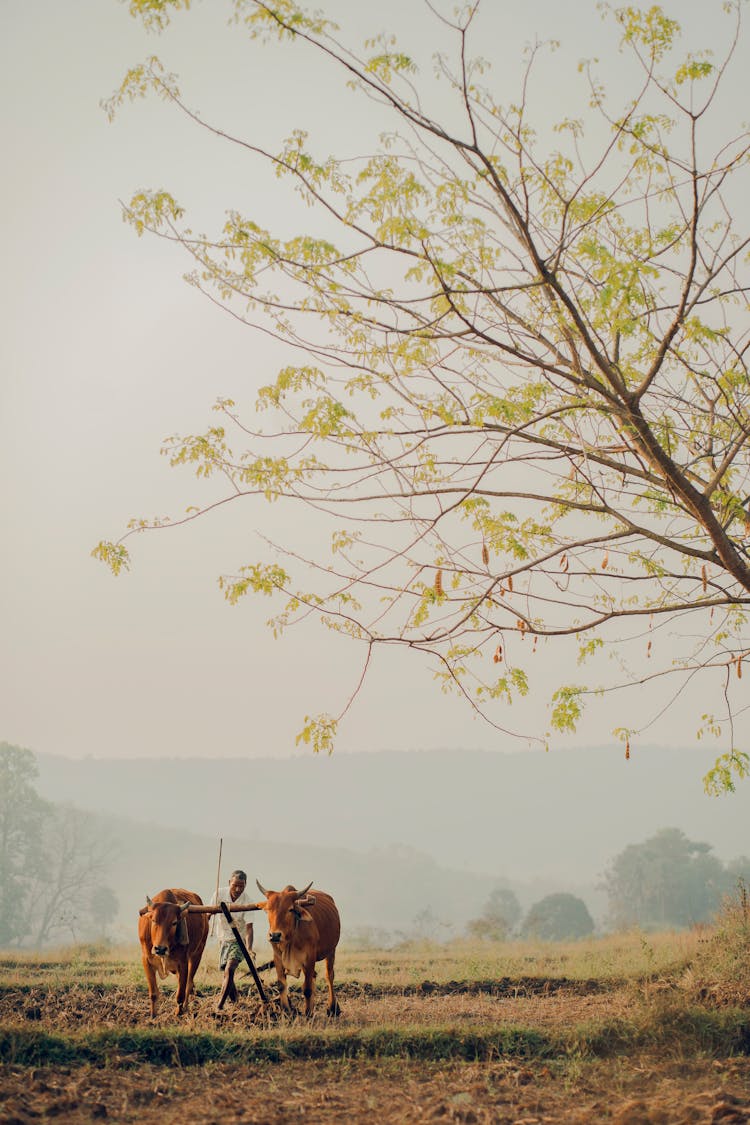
[465,827,750,942]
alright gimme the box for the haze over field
[29,745,750,944]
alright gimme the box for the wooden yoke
[188,902,263,915]
[138,902,262,917]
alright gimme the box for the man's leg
[216,943,241,1011]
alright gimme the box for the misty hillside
[94,810,570,949]
[37,746,749,895]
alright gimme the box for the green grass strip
[0,1026,552,1066]
[1,1009,748,1067]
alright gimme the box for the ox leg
[302,965,317,1018]
[175,963,189,1016]
[142,957,160,1019]
[272,949,293,1015]
[186,935,207,1011]
[325,953,340,1017]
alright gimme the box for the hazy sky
[2,0,747,762]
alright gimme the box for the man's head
[228,870,247,899]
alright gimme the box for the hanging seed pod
[507,575,514,592]
[602,552,609,569]
[434,569,443,596]
[493,644,503,664]
[532,636,538,653]
[744,516,750,538]
[647,640,652,659]
[710,607,715,623]
[738,655,743,680]
[701,565,708,593]
[625,738,630,761]
[560,553,569,573]
[482,542,490,566]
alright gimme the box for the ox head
[144,894,192,957]
[255,881,314,945]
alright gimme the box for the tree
[0,744,47,946]
[0,744,117,949]
[603,826,729,930]
[89,886,119,942]
[520,892,595,941]
[467,886,521,940]
[28,805,117,946]
[98,1,750,787]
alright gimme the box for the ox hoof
[326,1003,341,1017]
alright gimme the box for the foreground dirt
[2,979,749,1122]
[1,1057,750,1123]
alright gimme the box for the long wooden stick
[220,901,268,1005]
[210,836,223,938]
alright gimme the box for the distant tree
[89,886,119,942]
[0,744,47,946]
[724,858,750,890]
[29,805,117,946]
[520,893,595,941]
[0,746,118,948]
[467,886,521,941]
[603,827,728,931]
[98,0,750,787]
[411,905,452,942]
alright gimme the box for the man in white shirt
[210,868,256,1009]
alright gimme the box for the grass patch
[0,1025,554,1066]
[2,1006,748,1068]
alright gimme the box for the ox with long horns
[255,880,341,1017]
[138,888,208,1018]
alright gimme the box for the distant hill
[36,745,750,887]
[95,810,551,949]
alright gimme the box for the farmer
[210,868,255,1010]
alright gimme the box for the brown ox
[138,888,208,1018]
[255,881,341,1017]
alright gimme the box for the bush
[466,887,521,941]
[686,881,750,1006]
[520,893,595,941]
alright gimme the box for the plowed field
[1,976,749,1123]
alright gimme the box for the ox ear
[293,906,313,923]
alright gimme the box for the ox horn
[256,879,270,898]
[294,882,314,900]
[146,895,153,909]
[179,901,191,914]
